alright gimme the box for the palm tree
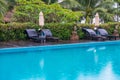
[0,0,7,19]
[77,0,116,23]
[59,0,115,23]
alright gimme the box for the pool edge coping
[0,40,120,53]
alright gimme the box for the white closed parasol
[39,11,44,29]
[95,13,100,27]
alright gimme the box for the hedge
[0,22,34,41]
[0,22,120,41]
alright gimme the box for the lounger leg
[44,39,46,43]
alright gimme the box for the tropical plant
[6,0,16,10]
[42,0,57,4]
[77,0,116,23]
[59,0,116,23]
[13,0,83,23]
[0,0,7,19]
[59,0,80,10]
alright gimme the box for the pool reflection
[76,62,120,80]
[0,44,120,80]
[41,45,120,80]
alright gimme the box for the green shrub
[99,22,120,34]
[0,22,74,41]
[44,23,74,40]
[77,22,120,35]
[13,0,83,23]
[0,22,120,41]
[0,22,33,41]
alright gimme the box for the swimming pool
[0,41,120,80]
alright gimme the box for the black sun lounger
[25,29,46,43]
[39,29,59,42]
[82,28,106,41]
[96,28,119,40]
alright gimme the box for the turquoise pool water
[0,41,120,80]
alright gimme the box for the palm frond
[0,0,7,18]
[102,13,114,22]
[97,0,114,9]
[59,0,80,9]
[93,8,107,14]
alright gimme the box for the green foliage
[6,0,16,10]
[15,0,44,5]
[99,22,120,34]
[44,23,74,40]
[59,0,80,10]
[77,22,120,35]
[0,22,75,41]
[42,0,57,4]
[60,0,116,23]
[0,0,7,19]
[0,22,34,41]
[1,22,120,41]
[13,1,83,23]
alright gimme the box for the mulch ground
[0,40,91,49]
